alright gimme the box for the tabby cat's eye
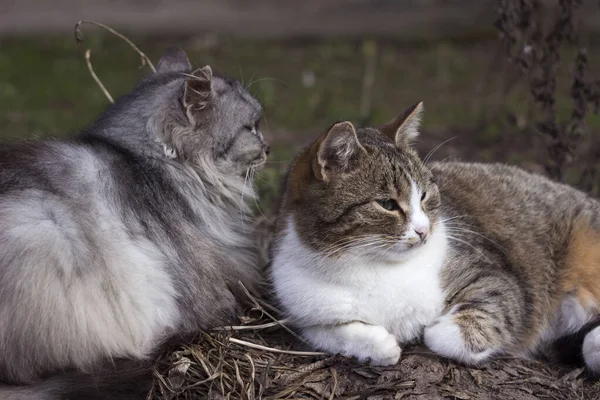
[376,199,401,212]
[421,191,427,201]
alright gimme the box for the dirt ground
[151,294,600,400]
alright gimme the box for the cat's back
[431,161,598,229]
[432,161,581,199]
[0,138,121,200]
[0,139,180,384]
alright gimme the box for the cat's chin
[250,157,267,170]
[238,156,267,177]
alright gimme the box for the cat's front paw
[343,323,401,366]
[424,306,496,365]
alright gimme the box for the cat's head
[134,47,269,177]
[279,103,441,263]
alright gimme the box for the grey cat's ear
[314,121,366,181]
[156,46,192,74]
[379,102,424,148]
[183,66,213,119]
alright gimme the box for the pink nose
[414,225,429,241]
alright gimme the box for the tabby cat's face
[282,103,440,263]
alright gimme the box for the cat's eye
[421,191,427,201]
[376,199,402,213]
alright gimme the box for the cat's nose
[414,225,429,241]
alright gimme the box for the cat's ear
[183,65,213,120]
[313,121,366,181]
[378,102,424,148]
[156,46,192,74]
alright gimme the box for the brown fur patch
[563,218,600,310]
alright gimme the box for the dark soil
[151,317,600,399]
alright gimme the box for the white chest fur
[271,217,447,344]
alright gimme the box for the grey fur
[0,47,268,389]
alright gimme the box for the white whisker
[445,235,493,264]
[423,136,459,165]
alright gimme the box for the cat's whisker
[324,234,388,249]
[237,63,245,87]
[429,156,455,174]
[445,235,493,264]
[326,240,384,256]
[326,242,376,256]
[443,227,506,251]
[250,171,273,223]
[239,167,251,233]
[246,76,289,90]
[326,236,395,252]
[327,238,397,257]
[351,243,395,259]
[436,215,470,224]
[264,160,293,165]
[423,136,459,165]
[262,112,271,135]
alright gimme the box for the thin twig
[85,49,114,104]
[228,338,326,356]
[212,319,290,331]
[74,20,156,72]
[329,367,338,400]
[238,281,310,344]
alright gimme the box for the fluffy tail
[0,358,154,400]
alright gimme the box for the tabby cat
[0,47,268,399]
[270,103,600,373]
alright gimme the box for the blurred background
[1,0,599,207]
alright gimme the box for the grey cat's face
[209,77,268,175]
[282,103,440,262]
[151,47,269,177]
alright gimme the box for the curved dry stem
[74,20,156,73]
[228,338,326,356]
[85,49,114,104]
[237,281,310,345]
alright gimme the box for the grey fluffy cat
[0,47,268,399]
[271,103,600,373]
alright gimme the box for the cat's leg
[303,322,401,365]
[424,273,523,365]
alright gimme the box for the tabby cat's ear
[378,102,424,148]
[313,121,366,182]
[156,46,192,74]
[183,66,213,121]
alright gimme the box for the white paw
[424,307,495,365]
[342,323,401,366]
[583,326,600,374]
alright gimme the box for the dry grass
[150,314,600,400]
[149,216,600,400]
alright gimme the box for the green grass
[2,35,596,137]
[1,34,599,203]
